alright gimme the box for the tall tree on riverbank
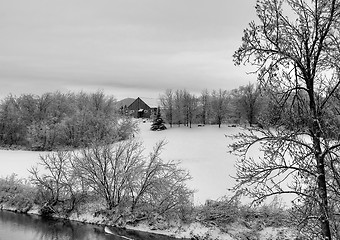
[233,0,340,239]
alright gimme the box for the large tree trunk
[310,89,332,239]
[313,125,332,239]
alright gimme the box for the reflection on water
[0,211,182,240]
[0,210,109,240]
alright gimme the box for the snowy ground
[136,120,254,205]
[0,150,46,179]
[0,121,258,205]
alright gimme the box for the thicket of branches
[0,91,137,150]
[232,0,340,239]
[29,140,194,224]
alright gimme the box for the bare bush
[29,151,83,215]
[71,139,193,221]
[71,140,144,210]
[29,139,193,222]
[131,142,193,218]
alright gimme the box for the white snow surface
[136,120,245,205]
[0,150,47,178]
[0,121,255,205]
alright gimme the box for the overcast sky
[0,0,258,101]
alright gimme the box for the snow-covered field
[0,121,255,205]
[137,120,246,205]
[0,150,46,179]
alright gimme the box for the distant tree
[211,89,228,128]
[159,89,174,127]
[16,94,37,126]
[0,95,26,146]
[228,89,242,124]
[173,90,184,127]
[48,91,75,123]
[35,93,52,121]
[27,120,53,151]
[234,83,262,126]
[187,93,198,128]
[0,91,127,150]
[199,89,210,125]
[181,90,190,127]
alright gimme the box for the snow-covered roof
[139,97,159,108]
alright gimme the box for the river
[0,210,184,240]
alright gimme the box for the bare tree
[181,90,190,127]
[188,94,198,128]
[129,140,193,214]
[29,151,81,215]
[146,160,193,216]
[181,91,198,128]
[0,91,122,150]
[234,83,262,126]
[233,0,340,239]
[200,89,210,125]
[173,90,184,126]
[35,93,52,121]
[71,140,144,210]
[159,89,174,127]
[29,139,193,222]
[0,95,26,146]
[211,89,228,128]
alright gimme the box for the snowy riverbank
[1,201,297,240]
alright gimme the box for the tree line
[160,84,340,134]
[0,91,136,151]
[159,84,263,128]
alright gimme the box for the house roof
[139,97,159,108]
[117,97,159,109]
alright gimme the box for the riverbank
[0,204,221,239]
[0,200,298,240]
[0,171,298,239]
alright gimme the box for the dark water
[0,211,184,240]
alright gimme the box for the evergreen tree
[150,107,167,131]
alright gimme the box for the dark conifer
[150,107,167,131]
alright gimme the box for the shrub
[0,174,36,212]
[195,195,290,231]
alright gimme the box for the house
[124,97,157,118]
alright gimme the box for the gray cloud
[0,0,257,99]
